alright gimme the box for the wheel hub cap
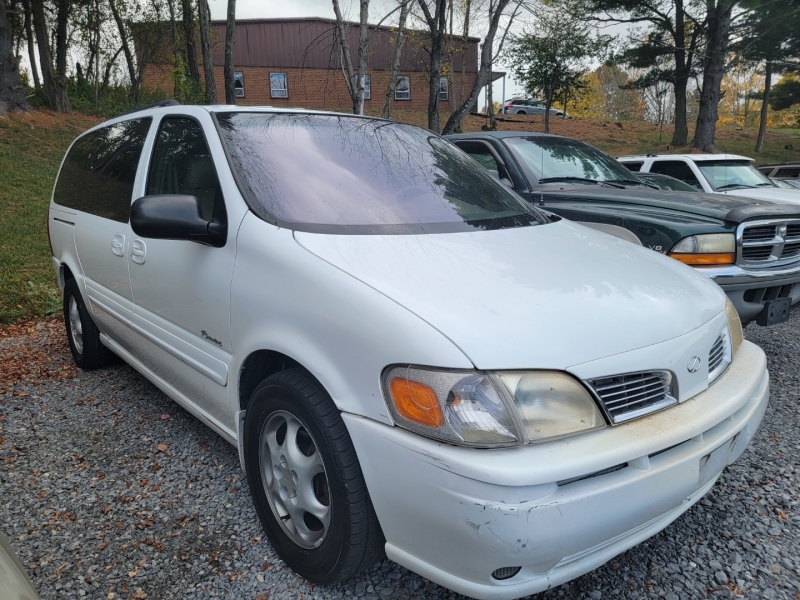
[259,410,331,548]
[68,296,83,354]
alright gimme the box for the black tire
[516,109,526,115]
[244,369,384,584]
[63,278,114,370]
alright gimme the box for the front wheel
[243,369,384,583]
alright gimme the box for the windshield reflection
[216,113,544,234]
[696,161,775,190]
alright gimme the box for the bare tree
[332,0,370,115]
[417,0,448,132]
[182,0,200,85]
[19,0,39,92]
[382,0,412,119]
[224,0,236,104]
[198,0,216,103]
[108,0,139,102]
[442,0,516,135]
[30,0,69,111]
[0,0,29,113]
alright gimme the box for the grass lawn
[0,111,99,323]
[1,107,799,324]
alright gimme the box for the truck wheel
[63,278,114,370]
[243,369,384,583]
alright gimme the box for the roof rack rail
[117,99,181,118]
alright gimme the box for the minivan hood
[295,221,725,370]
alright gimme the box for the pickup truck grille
[738,219,800,267]
[587,371,676,424]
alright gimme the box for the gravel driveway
[1,315,798,600]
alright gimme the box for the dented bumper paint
[344,340,769,600]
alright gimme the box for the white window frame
[395,76,410,100]
[438,77,448,101]
[270,72,288,98]
[363,74,371,100]
[234,71,245,98]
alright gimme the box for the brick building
[139,17,484,112]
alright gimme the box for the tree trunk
[93,0,100,112]
[20,0,39,92]
[30,0,69,111]
[182,0,200,85]
[166,0,181,99]
[331,0,369,115]
[108,0,139,102]
[459,0,470,110]
[692,0,734,152]
[382,0,409,119]
[670,0,688,146]
[0,0,29,113]
[419,0,447,132]
[441,0,511,135]
[54,0,69,79]
[544,95,552,134]
[224,0,236,104]
[755,59,772,153]
[198,0,216,103]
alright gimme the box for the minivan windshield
[216,113,545,234]
[695,160,776,191]
[504,136,642,187]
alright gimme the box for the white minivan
[48,103,769,600]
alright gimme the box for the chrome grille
[708,329,731,384]
[587,371,676,424]
[738,219,800,267]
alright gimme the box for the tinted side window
[454,141,501,179]
[776,167,800,178]
[147,117,225,222]
[649,160,702,189]
[622,161,643,172]
[54,118,151,222]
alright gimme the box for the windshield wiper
[538,176,625,188]
[605,178,659,189]
[715,183,755,191]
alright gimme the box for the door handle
[131,239,146,265]
[111,233,125,257]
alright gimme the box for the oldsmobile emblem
[687,356,702,373]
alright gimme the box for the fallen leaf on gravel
[255,594,269,600]
[128,567,139,577]
[160,414,170,420]
[261,562,270,571]
[131,591,146,599]
[156,443,168,452]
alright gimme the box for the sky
[206,0,529,105]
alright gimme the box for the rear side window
[649,160,702,189]
[776,167,800,178]
[621,161,643,172]
[54,118,151,222]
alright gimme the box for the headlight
[669,234,735,266]
[725,297,743,356]
[382,366,606,447]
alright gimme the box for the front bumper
[345,341,769,600]
[696,264,800,324]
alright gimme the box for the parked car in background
[503,98,566,117]
[50,104,770,600]
[757,162,800,179]
[771,179,797,189]
[636,172,699,192]
[618,153,800,204]
[0,530,40,600]
[447,131,800,326]
[776,179,800,190]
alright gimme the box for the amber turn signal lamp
[389,378,443,428]
[668,252,735,266]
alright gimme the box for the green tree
[507,11,607,133]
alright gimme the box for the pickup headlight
[669,234,735,266]
[382,366,606,447]
[725,297,743,356]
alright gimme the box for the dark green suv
[446,131,800,326]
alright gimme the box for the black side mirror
[130,195,226,248]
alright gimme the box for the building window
[363,74,371,100]
[395,76,410,100]
[234,71,245,98]
[438,77,448,101]
[270,73,288,98]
